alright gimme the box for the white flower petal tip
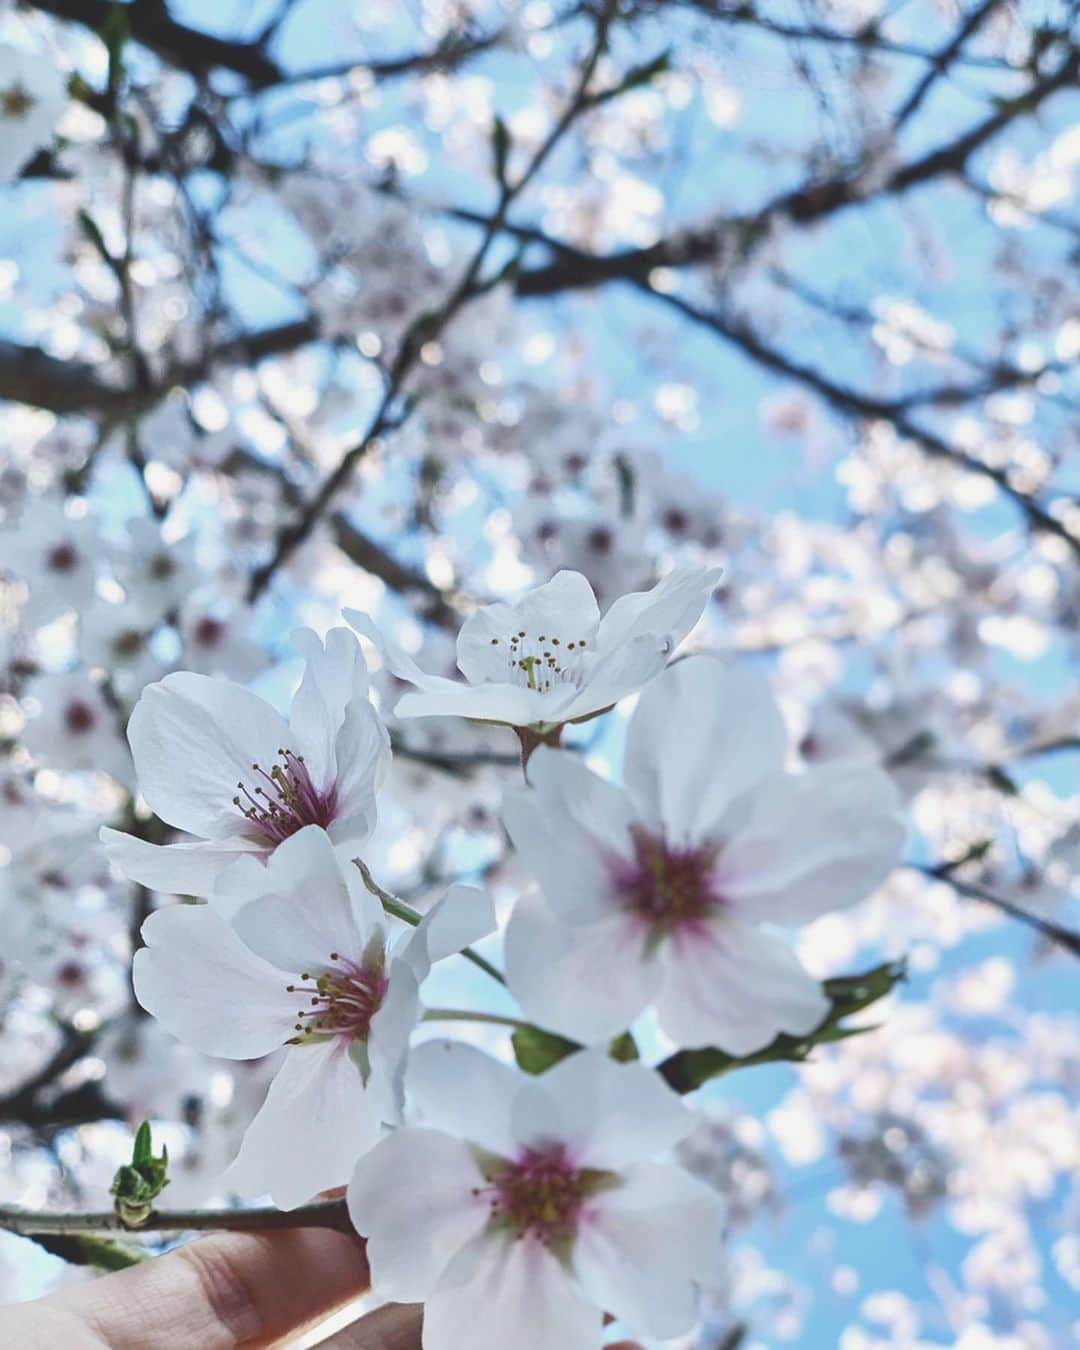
[399,883,497,981]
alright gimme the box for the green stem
[355,860,506,986]
[422,1008,530,1030]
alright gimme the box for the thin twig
[0,1198,352,1239]
[914,862,1080,958]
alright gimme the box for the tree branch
[22,0,502,91]
[246,0,620,600]
[914,862,1080,958]
[0,1198,353,1238]
[513,46,1079,297]
[641,287,1080,557]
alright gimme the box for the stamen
[479,1145,598,1247]
[285,952,387,1045]
[233,748,338,845]
[498,628,589,695]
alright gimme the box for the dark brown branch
[0,1198,353,1238]
[914,862,1080,958]
[22,0,501,91]
[643,288,1080,558]
[893,0,1006,128]
[513,47,1079,296]
[246,1,620,600]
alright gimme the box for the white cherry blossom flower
[2,497,101,625]
[178,592,268,681]
[115,519,200,624]
[101,626,389,897]
[21,670,132,785]
[503,656,906,1053]
[348,1040,722,1350]
[134,826,494,1208]
[0,42,66,182]
[346,565,721,733]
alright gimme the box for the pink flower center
[46,542,79,573]
[485,1145,592,1246]
[611,825,721,935]
[64,700,97,734]
[285,953,387,1044]
[233,749,339,846]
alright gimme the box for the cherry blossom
[348,1039,722,1350]
[101,626,389,896]
[133,826,494,1208]
[2,497,101,625]
[504,656,905,1051]
[0,41,65,181]
[20,670,132,786]
[346,565,721,734]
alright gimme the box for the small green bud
[110,1121,169,1227]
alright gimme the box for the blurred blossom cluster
[0,0,1077,1343]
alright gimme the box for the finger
[315,1301,423,1348]
[49,1227,369,1349]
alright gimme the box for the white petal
[504,889,655,1043]
[514,1050,693,1170]
[455,572,601,686]
[624,657,788,842]
[395,680,553,727]
[229,827,382,973]
[595,565,721,654]
[330,698,391,832]
[288,626,370,789]
[344,609,449,694]
[426,1231,602,1350]
[573,1161,721,1340]
[127,672,290,838]
[133,903,296,1058]
[366,959,420,1123]
[561,633,670,723]
[348,1127,488,1302]
[100,826,263,897]
[503,761,628,926]
[406,1039,518,1157]
[716,762,905,923]
[655,919,829,1054]
[225,1040,388,1209]
[398,883,496,982]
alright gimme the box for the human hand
[1,1226,645,1348]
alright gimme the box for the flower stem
[422,1008,530,1030]
[355,859,506,985]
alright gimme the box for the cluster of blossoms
[1,0,1076,1339]
[102,564,907,1347]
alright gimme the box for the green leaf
[658,960,906,1094]
[110,1121,169,1228]
[30,1233,147,1271]
[511,1024,579,1075]
[511,1026,640,1074]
